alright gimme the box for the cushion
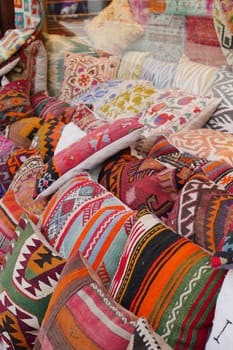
[205,67,233,133]
[0,79,34,132]
[138,88,221,137]
[117,51,151,80]
[30,119,65,162]
[99,80,158,120]
[31,92,76,124]
[42,32,96,97]
[9,154,49,216]
[165,168,233,255]
[0,189,39,267]
[7,148,40,178]
[212,220,233,268]
[172,55,218,96]
[139,56,178,90]
[54,121,86,154]
[109,207,226,350]
[0,213,66,348]
[206,270,233,349]
[59,52,120,104]
[72,103,108,132]
[33,250,171,350]
[34,118,144,198]
[84,0,144,55]
[165,0,211,16]
[0,57,20,77]
[7,116,43,149]
[0,135,20,196]
[40,173,136,288]
[6,40,48,95]
[99,151,192,217]
[168,128,233,166]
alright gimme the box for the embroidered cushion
[138,88,221,137]
[31,92,76,124]
[34,250,171,350]
[109,207,226,350]
[0,79,34,132]
[99,80,158,120]
[205,67,233,133]
[165,168,233,255]
[40,173,136,288]
[0,214,66,348]
[59,52,120,104]
[172,55,218,96]
[168,128,233,166]
[84,0,144,55]
[42,32,96,97]
[34,118,143,198]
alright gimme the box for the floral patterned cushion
[59,52,120,104]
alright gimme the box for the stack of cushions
[109,207,226,350]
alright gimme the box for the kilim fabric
[40,173,136,288]
[99,151,192,217]
[0,213,66,349]
[212,220,233,268]
[7,148,40,178]
[201,160,233,194]
[109,207,226,350]
[0,190,38,267]
[72,103,107,132]
[31,92,76,123]
[165,168,233,254]
[205,67,233,133]
[34,251,172,350]
[30,119,65,162]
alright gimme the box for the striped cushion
[40,173,136,288]
[173,55,218,96]
[34,251,172,350]
[109,207,226,350]
[117,51,151,80]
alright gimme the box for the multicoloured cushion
[0,79,34,132]
[7,148,40,178]
[99,80,158,120]
[59,52,120,104]
[6,40,48,95]
[212,220,233,268]
[34,118,144,198]
[139,56,178,90]
[7,116,43,149]
[172,55,218,96]
[40,172,136,288]
[138,88,221,137]
[84,0,144,55]
[0,189,39,267]
[109,207,226,350]
[31,92,76,124]
[72,103,108,132]
[34,250,171,350]
[30,119,65,162]
[99,151,192,217]
[0,213,66,349]
[165,168,233,254]
[117,51,151,80]
[0,135,20,197]
[205,67,233,133]
[42,32,96,97]
[168,128,233,166]
[9,154,49,216]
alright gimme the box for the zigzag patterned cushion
[205,67,233,133]
[0,214,66,349]
[40,173,136,288]
[109,207,226,350]
[34,251,171,350]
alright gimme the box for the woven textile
[109,207,226,350]
[41,173,136,288]
[7,148,40,178]
[99,152,192,217]
[117,51,151,80]
[0,213,66,349]
[34,251,171,350]
[0,80,34,132]
[0,190,38,267]
[165,168,233,254]
[31,92,76,123]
